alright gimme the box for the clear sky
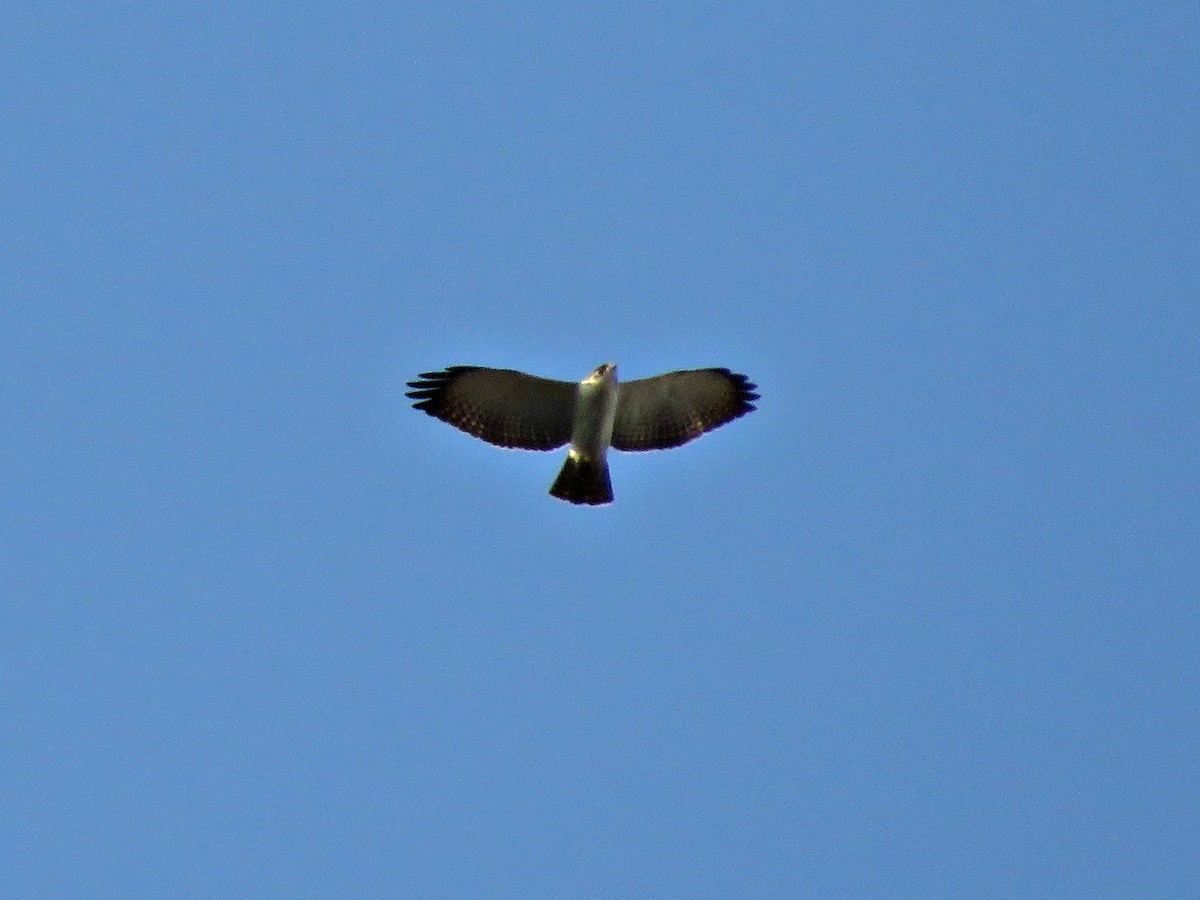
[3,4,1197,896]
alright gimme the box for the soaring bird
[406,363,758,505]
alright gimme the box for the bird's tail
[549,453,613,505]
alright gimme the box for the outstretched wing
[406,366,576,450]
[611,368,758,451]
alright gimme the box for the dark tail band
[549,454,613,505]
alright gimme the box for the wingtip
[406,366,480,406]
[729,370,760,408]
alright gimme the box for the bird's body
[549,363,619,504]
[406,363,758,505]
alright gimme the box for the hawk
[406,363,759,505]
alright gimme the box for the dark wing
[406,366,576,450]
[611,368,758,451]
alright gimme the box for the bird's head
[585,362,617,383]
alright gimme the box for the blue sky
[3,3,1197,896]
